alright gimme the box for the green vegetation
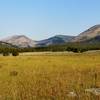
[12,50,19,56]
[17,42,100,53]
[0,52,100,100]
[0,42,100,55]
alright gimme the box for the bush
[79,49,88,53]
[10,71,18,76]
[12,50,19,56]
[3,51,10,56]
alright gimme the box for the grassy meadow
[0,51,100,100]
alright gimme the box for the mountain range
[1,24,100,48]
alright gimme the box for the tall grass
[0,52,100,100]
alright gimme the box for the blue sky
[0,0,100,40]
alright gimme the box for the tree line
[0,42,100,56]
[18,42,100,53]
[0,48,19,56]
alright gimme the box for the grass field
[0,52,100,100]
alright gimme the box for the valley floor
[0,51,100,100]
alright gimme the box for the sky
[0,0,100,40]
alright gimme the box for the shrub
[12,50,19,56]
[10,71,18,76]
[3,51,10,56]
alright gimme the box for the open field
[0,51,100,100]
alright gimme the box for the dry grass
[0,52,100,100]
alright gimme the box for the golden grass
[0,52,100,100]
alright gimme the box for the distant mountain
[73,25,100,42]
[1,35,37,48]
[37,35,75,46]
[1,24,100,48]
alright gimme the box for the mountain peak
[9,35,31,39]
[73,24,100,42]
[37,35,75,46]
[2,35,36,48]
[80,24,100,34]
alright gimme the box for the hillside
[37,35,75,46]
[2,35,37,48]
[0,41,17,48]
[73,25,100,42]
[83,36,100,44]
